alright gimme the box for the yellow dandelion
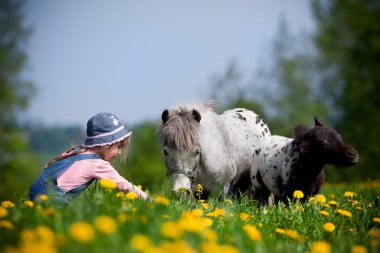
[0,206,8,218]
[320,210,329,216]
[130,234,152,252]
[323,222,335,232]
[206,207,225,217]
[154,196,170,206]
[240,212,251,221]
[69,221,95,243]
[116,191,125,199]
[314,194,327,204]
[190,208,204,217]
[344,191,356,198]
[328,200,338,206]
[94,215,117,234]
[309,241,331,253]
[368,228,380,238]
[202,203,209,210]
[225,199,233,205]
[178,216,212,234]
[39,194,49,201]
[351,245,368,253]
[337,209,352,217]
[161,240,197,253]
[243,224,262,241]
[0,219,14,230]
[1,201,15,208]
[161,221,183,239]
[373,217,380,223]
[99,178,117,189]
[293,190,304,199]
[126,192,138,200]
[23,200,34,207]
[275,228,286,234]
[285,229,304,242]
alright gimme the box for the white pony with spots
[159,102,271,198]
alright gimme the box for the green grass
[1,181,379,253]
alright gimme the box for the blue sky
[22,0,314,127]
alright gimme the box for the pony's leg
[250,171,271,205]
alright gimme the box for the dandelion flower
[293,190,304,199]
[0,220,14,230]
[130,234,152,252]
[320,210,329,216]
[328,200,338,206]
[373,217,380,223]
[154,196,170,206]
[0,207,8,218]
[126,192,138,200]
[161,221,183,239]
[225,199,233,205]
[337,209,352,217]
[368,228,380,238]
[70,221,95,243]
[323,222,335,232]
[99,178,117,189]
[314,194,327,204]
[243,224,262,241]
[285,229,304,242]
[240,212,251,221]
[351,245,368,253]
[94,215,117,234]
[202,203,209,210]
[1,201,15,208]
[275,228,286,234]
[344,191,356,198]
[23,200,34,207]
[309,241,331,253]
[206,208,225,217]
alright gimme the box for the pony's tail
[45,145,87,167]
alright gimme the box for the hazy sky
[22,0,314,127]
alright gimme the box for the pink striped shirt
[56,151,148,199]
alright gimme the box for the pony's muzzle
[174,188,193,199]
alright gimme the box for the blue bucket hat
[84,113,132,147]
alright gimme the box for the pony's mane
[159,102,215,150]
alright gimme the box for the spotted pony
[250,117,359,204]
[159,102,271,199]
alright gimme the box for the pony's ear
[192,109,201,123]
[314,116,324,126]
[162,109,169,124]
[294,124,308,139]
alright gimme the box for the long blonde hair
[45,136,131,167]
[91,136,131,162]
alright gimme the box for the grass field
[0,180,379,253]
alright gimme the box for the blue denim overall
[29,153,101,204]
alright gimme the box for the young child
[29,112,148,203]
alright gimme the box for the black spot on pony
[250,117,359,204]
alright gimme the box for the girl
[29,112,148,203]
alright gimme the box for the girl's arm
[94,161,148,200]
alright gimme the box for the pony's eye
[163,147,170,156]
[193,148,201,156]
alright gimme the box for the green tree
[312,0,380,180]
[0,0,37,198]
